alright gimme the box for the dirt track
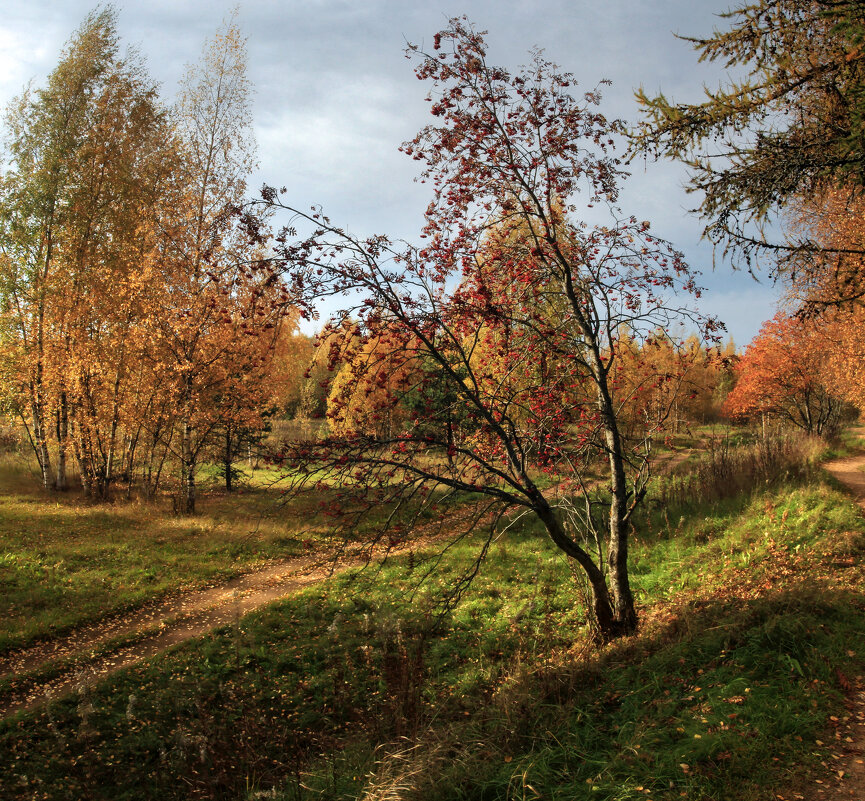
[0,555,345,717]
[824,455,865,507]
[0,497,489,717]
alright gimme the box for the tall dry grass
[655,431,824,509]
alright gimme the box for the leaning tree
[265,19,720,642]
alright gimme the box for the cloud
[0,0,779,344]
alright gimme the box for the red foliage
[722,313,843,435]
[263,19,720,640]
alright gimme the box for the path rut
[792,453,865,800]
[0,555,344,717]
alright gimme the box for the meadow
[5,4,865,799]
[0,448,318,656]
[1,430,864,800]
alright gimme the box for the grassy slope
[0,454,324,654]
[2,466,864,800]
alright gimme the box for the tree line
[0,9,300,512]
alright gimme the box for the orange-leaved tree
[0,10,297,503]
[147,13,294,511]
[0,8,175,496]
[722,312,844,435]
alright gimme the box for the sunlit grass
[2,467,864,800]
[0,452,470,653]
[0,466,319,653]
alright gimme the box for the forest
[2,2,865,800]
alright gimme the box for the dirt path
[0,500,492,718]
[0,555,345,718]
[788,454,865,800]
[824,454,865,508]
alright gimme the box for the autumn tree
[633,0,865,432]
[297,320,360,421]
[615,334,734,433]
[0,8,173,495]
[722,312,845,434]
[267,20,719,641]
[267,324,315,419]
[0,9,296,504]
[821,307,865,415]
[781,182,865,318]
[632,0,865,277]
[151,12,291,511]
[327,325,420,438]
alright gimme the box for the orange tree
[771,188,865,416]
[0,10,296,503]
[265,20,720,641]
[614,334,734,432]
[722,312,844,434]
[326,325,421,439]
[0,9,173,495]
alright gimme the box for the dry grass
[654,431,824,509]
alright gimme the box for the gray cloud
[0,0,780,345]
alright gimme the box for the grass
[426,588,862,801]
[2,452,865,800]
[0,448,474,655]
[0,458,330,654]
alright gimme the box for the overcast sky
[0,0,781,346]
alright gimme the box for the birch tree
[0,8,171,495]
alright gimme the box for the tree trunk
[104,361,125,489]
[182,419,196,514]
[30,380,52,490]
[82,374,110,501]
[32,405,52,490]
[30,272,53,490]
[224,427,234,492]
[69,414,92,497]
[55,391,68,491]
[535,501,632,643]
[597,369,638,637]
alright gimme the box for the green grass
[0,454,473,654]
[422,589,862,801]
[2,468,864,800]
[0,467,327,654]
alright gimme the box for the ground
[798,454,865,801]
[1,439,864,799]
[0,555,338,717]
